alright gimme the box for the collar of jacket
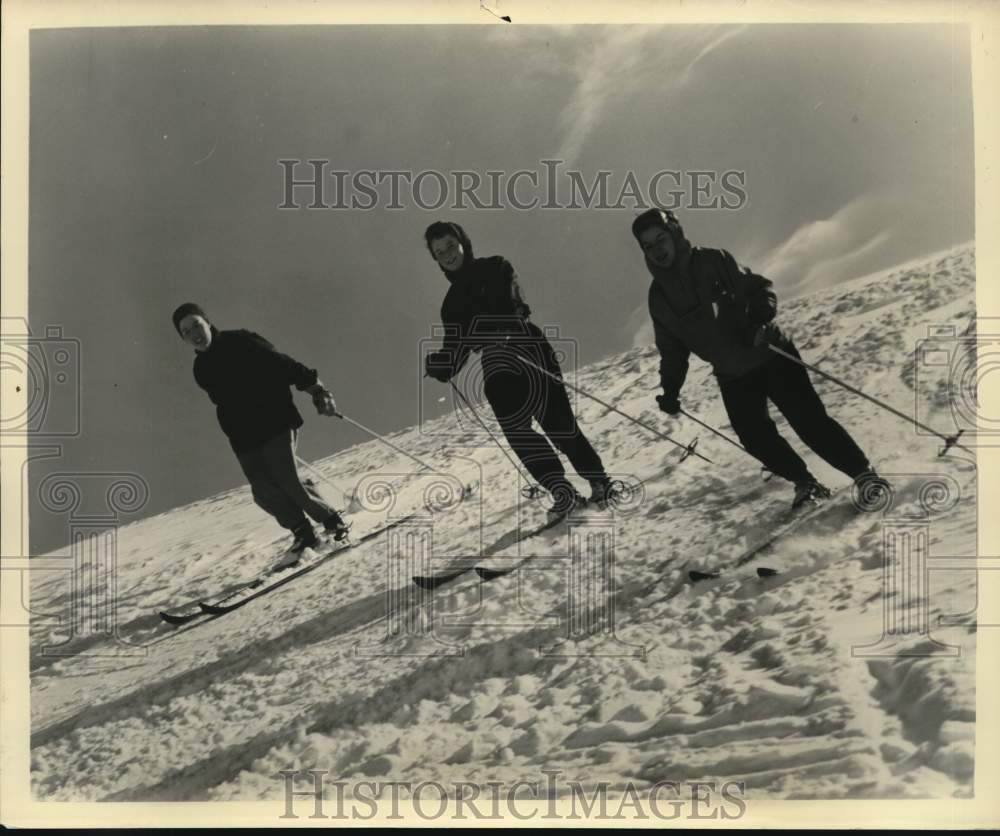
[199,325,222,354]
[444,254,483,285]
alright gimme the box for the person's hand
[425,351,452,383]
[753,322,781,348]
[311,387,337,416]
[656,392,681,415]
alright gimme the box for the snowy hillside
[29,242,978,803]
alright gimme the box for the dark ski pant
[718,345,871,484]
[483,343,607,493]
[236,429,339,531]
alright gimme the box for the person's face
[638,225,677,269]
[179,314,212,351]
[430,234,465,272]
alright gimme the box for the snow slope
[29,241,978,802]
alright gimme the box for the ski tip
[412,572,463,590]
[756,567,779,578]
[475,566,507,581]
[688,569,721,583]
[159,610,198,625]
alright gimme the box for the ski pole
[333,411,440,472]
[295,455,343,492]
[678,408,754,459]
[766,344,974,457]
[678,407,774,479]
[508,352,713,465]
[449,379,546,499]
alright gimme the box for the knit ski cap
[172,302,208,334]
[424,221,475,274]
[631,208,683,242]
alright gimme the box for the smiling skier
[172,302,349,555]
[422,221,615,517]
[632,209,880,508]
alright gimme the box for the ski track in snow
[29,243,978,801]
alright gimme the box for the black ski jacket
[426,253,549,382]
[646,232,787,395]
[193,328,318,454]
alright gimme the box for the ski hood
[634,210,694,286]
[425,221,476,282]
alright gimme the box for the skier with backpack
[172,302,350,555]
[631,209,881,508]
[422,221,615,517]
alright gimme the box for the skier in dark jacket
[172,303,349,553]
[631,209,877,508]
[422,221,613,515]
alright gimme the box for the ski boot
[587,477,616,508]
[547,482,587,522]
[792,479,832,510]
[323,512,351,541]
[588,477,631,510]
[853,470,892,512]
[290,523,319,553]
[273,524,320,571]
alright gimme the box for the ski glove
[656,392,681,415]
[425,351,453,383]
[310,386,338,416]
[753,322,783,348]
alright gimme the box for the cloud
[555,28,654,165]
[555,25,747,166]
[758,193,902,298]
[676,25,747,87]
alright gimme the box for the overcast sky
[28,24,974,553]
